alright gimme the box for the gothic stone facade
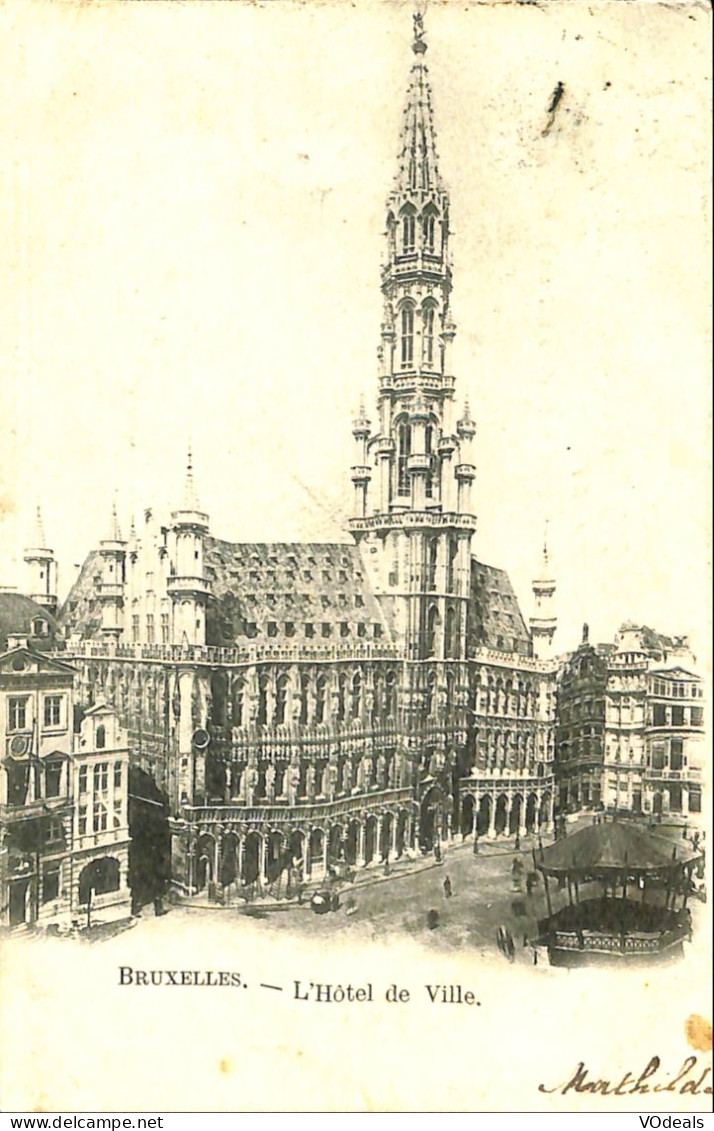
[57,24,557,896]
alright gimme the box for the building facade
[0,604,131,930]
[556,623,704,818]
[53,21,558,897]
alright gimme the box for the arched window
[397,420,411,496]
[299,673,310,726]
[351,672,362,720]
[400,306,414,367]
[96,725,106,750]
[385,671,396,718]
[315,675,327,724]
[423,213,436,253]
[257,672,270,727]
[427,605,440,658]
[446,671,455,717]
[446,537,458,592]
[372,675,382,722]
[275,674,289,726]
[422,306,435,366]
[402,211,416,253]
[337,673,348,723]
[427,537,438,590]
[425,423,434,498]
[426,670,437,716]
[232,679,244,728]
[445,606,457,659]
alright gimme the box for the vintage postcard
[0,0,711,1115]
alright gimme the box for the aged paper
[0,0,711,1115]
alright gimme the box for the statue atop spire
[413,10,427,55]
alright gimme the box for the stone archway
[219,833,239,888]
[509,794,523,836]
[266,830,285,883]
[380,813,393,861]
[364,816,378,865]
[461,794,475,837]
[395,811,409,858]
[344,820,360,866]
[477,794,491,837]
[539,792,551,829]
[308,828,324,875]
[419,785,445,852]
[289,830,305,867]
[194,834,215,891]
[328,824,343,865]
[494,794,508,836]
[526,793,538,834]
[243,831,261,885]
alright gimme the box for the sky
[0,0,711,659]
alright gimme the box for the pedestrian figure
[506,929,516,962]
[443,875,452,898]
[532,945,539,966]
[427,908,440,930]
[434,841,442,864]
[496,925,508,955]
[515,833,521,851]
[526,872,536,896]
[473,835,479,855]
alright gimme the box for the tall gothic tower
[349,15,477,662]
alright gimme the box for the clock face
[10,734,30,756]
[192,728,210,750]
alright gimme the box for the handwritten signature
[540,1056,712,1097]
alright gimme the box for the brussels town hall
[56,18,558,894]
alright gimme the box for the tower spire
[530,520,557,660]
[182,444,200,512]
[32,505,47,550]
[348,15,476,664]
[393,11,443,197]
[23,505,57,614]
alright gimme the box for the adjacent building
[556,623,704,818]
[0,592,130,930]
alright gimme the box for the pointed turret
[530,524,557,660]
[168,447,211,646]
[98,497,127,638]
[351,399,372,518]
[23,506,58,615]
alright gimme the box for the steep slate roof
[467,558,531,657]
[204,538,390,647]
[57,551,103,639]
